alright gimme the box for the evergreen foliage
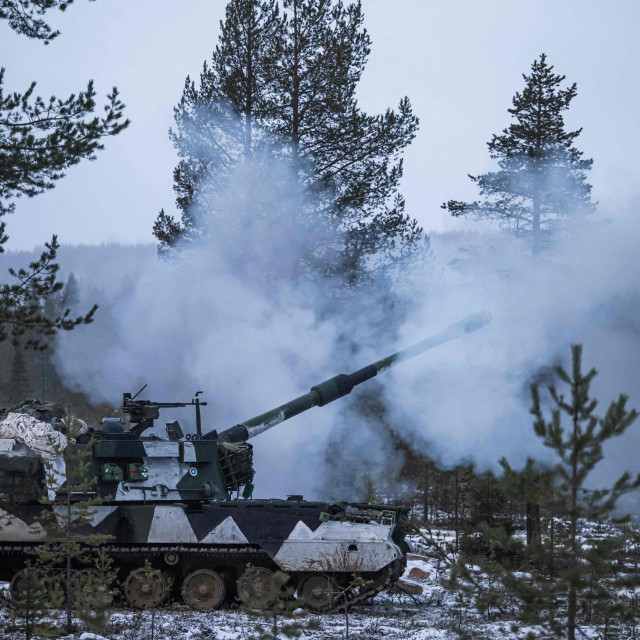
[153,0,423,287]
[59,272,80,310]
[0,559,63,639]
[0,7,128,347]
[34,413,115,634]
[447,345,640,639]
[0,69,127,217]
[246,571,303,640]
[443,54,594,253]
[0,238,98,349]
[153,0,282,252]
[0,1,93,43]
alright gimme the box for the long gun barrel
[214,311,491,444]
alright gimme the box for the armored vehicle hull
[0,500,407,610]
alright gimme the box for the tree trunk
[66,436,73,633]
[291,0,300,155]
[244,12,254,160]
[550,489,555,578]
[422,460,430,524]
[567,385,580,640]
[532,189,541,255]
[454,469,460,553]
[526,501,541,545]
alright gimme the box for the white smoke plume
[383,215,640,504]
[2,120,638,505]
[37,212,640,505]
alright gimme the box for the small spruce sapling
[444,345,640,639]
[524,344,639,639]
[333,574,374,640]
[0,559,63,640]
[450,345,639,639]
[246,571,302,640]
[34,412,114,634]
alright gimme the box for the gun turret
[213,311,491,444]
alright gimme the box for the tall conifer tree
[153,0,282,250]
[443,54,594,253]
[0,6,127,347]
[153,0,422,286]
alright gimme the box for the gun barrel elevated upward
[215,311,491,444]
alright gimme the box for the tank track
[0,542,399,612]
[102,543,264,558]
[102,544,399,612]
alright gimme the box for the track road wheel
[10,567,51,604]
[124,567,167,609]
[298,574,338,611]
[237,567,279,609]
[182,569,225,610]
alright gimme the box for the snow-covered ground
[0,550,540,640]
[2,525,635,639]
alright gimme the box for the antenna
[130,384,148,402]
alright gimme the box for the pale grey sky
[2,0,639,251]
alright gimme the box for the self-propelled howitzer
[0,312,490,612]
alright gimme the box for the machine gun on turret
[121,385,208,437]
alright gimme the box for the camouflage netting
[0,413,67,459]
[0,400,88,459]
[0,401,82,499]
[0,399,67,424]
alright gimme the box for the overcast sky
[2,0,639,251]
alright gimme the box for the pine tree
[153,0,422,287]
[0,1,88,43]
[153,0,282,251]
[448,345,640,639]
[0,6,128,347]
[60,273,80,311]
[525,344,639,639]
[443,54,594,253]
[467,470,511,533]
[270,0,421,286]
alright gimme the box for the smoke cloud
[383,216,640,503]
[2,121,638,506]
